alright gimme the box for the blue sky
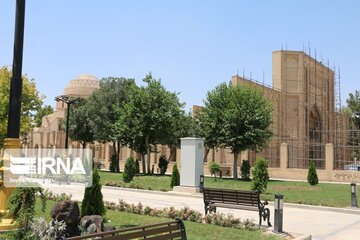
[0,0,359,111]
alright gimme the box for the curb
[293,234,312,240]
[103,186,360,215]
[283,202,360,215]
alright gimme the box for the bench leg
[205,205,209,215]
[260,208,272,227]
[259,212,262,226]
[210,206,216,213]
[265,208,272,227]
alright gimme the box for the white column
[173,137,204,194]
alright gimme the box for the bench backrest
[203,187,260,208]
[67,219,187,240]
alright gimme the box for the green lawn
[34,199,279,240]
[99,171,358,208]
[100,171,173,191]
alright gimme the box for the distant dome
[63,74,100,97]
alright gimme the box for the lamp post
[274,194,284,233]
[55,95,79,149]
[351,183,358,208]
[0,0,26,230]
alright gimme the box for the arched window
[309,106,321,142]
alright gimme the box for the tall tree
[86,77,135,172]
[68,98,94,148]
[116,73,184,174]
[166,111,198,161]
[34,105,53,127]
[346,90,360,129]
[199,83,273,179]
[0,66,42,148]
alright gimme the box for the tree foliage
[68,98,94,148]
[34,105,53,127]
[170,164,180,188]
[209,162,221,181]
[199,83,273,179]
[240,159,251,181]
[116,73,185,174]
[0,66,43,147]
[158,155,169,175]
[81,168,106,216]
[251,157,269,193]
[346,90,360,129]
[307,160,319,185]
[86,77,136,172]
[7,185,46,230]
[123,156,136,183]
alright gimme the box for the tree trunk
[233,152,238,179]
[168,146,175,161]
[112,141,119,172]
[203,147,210,162]
[146,136,151,174]
[117,141,121,172]
[141,153,146,174]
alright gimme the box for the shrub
[81,168,106,216]
[208,162,221,181]
[240,160,251,181]
[251,157,269,193]
[109,154,118,172]
[135,159,140,174]
[31,217,67,240]
[158,155,169,175]
[123,156,136,183]
[7,185,46,230]
[170,164,180,188]
[307,160,319,185]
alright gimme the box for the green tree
[116,73,184,174]
[170,164,180,188]
[209,162,221,181]
[158,155,169,175]
[347,90,360,129]
[0,67,42,147]
[199,83,272,179]
[123,156,136,183]
[240,160,251,181]
[34,105,53,127]
[307,160,319,185]
[86,77,136,172]
[68,98,94,148]
[135,159,140,174]
[7,185,46,230]
[251,157,269,193]
[81,168,106,216]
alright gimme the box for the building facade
[27,50,359,182]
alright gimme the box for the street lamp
[0,0,26,231]
[55,95,80,149]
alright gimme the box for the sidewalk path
[44,183,360,240]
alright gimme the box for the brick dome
[63,74,100,97]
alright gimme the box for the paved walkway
[44,183,360,240]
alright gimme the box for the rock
[80,215,104,233]
[51,200,80,237]
[104,225,116,232]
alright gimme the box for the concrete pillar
[173,137,204,194]
[325,143,334,171]
[280,143,288,169]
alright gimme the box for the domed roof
[63,74,100,97]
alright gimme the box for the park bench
[67,218,187,240]
[219,166,231,177]
[203,187,271,226]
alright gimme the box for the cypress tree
[170,164,180,188]
[81,168,106,216]
[307,160,319,185]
